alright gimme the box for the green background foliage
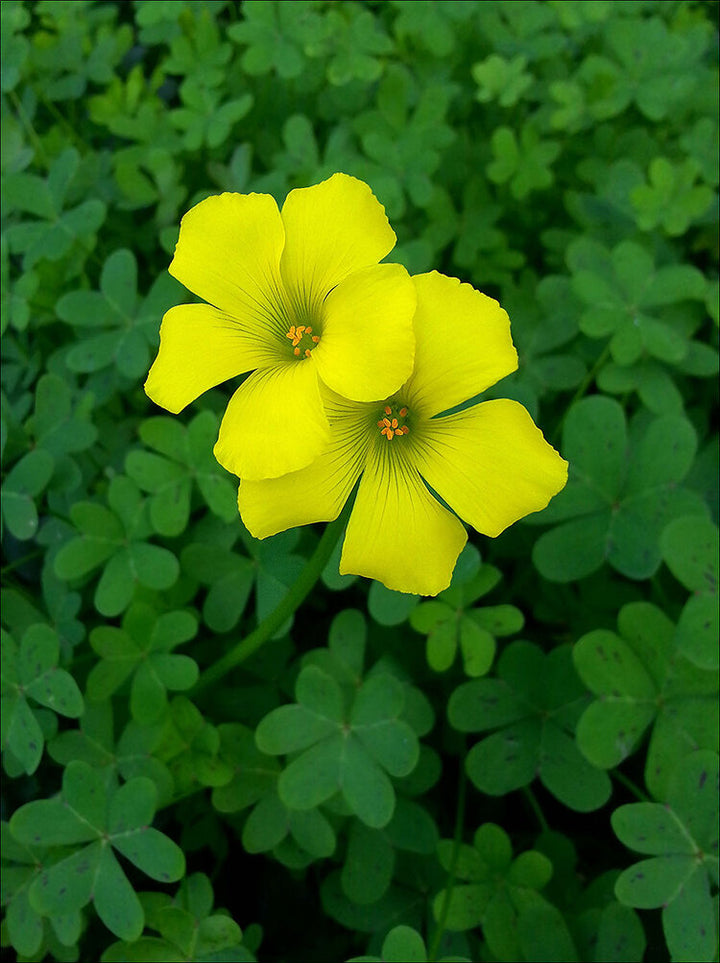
[1,1,718,960]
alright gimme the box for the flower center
[286,324,320,359]
[377,404,409,441]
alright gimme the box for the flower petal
[144,303,279,413]
[169,192,287,333]
[415,399,569,538]
[314,264,416,401]
[214,363,330,481]
[404,272,518,417]
[339,446,467,596]
[280,173,396,307]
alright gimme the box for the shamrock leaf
[432,822,577,961]
[101,872,249,962]
[1,625,83,775]
[257,664,419,829]
[56,248,182,379]
[472,53,533,107]
[450,642,611,812]
[1,447,54,541]
[2,148,106,269]
[661,516,719,670]
[604,16,709,120]
[487,125,560,200]
[126,412,238,536]
[573,602,718,799]
[1,821,82,960]
[87,603,198,724]
[53,475,179,616]
[411,555,523,677]
[531,397,708,582]
[154,697,234,796]
[181,538,255,634]
[569,237,706,366]
[348,923,470,962]
[228,0,328,78]
[9,761,185,940]
[48,699,174,806]
[631,157,714,237]
[613,751,719,962]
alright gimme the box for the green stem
[523,785,550,833]
[191,505,350,695]
[551,342,612,443]
[612,768,649,803]
[428,747,467,963]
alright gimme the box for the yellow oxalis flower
[237,272,569,596]
[144,173,416,480]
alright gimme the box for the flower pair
[145,174,568,595]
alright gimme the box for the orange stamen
[293,347,300,356]
[399,407,408,417]
[384,406,392,415]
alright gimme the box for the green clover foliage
[573,602,718,799]
[53,475,180,616]
[531,397,708,582]
[9,761,185,941]
[613,751,719,962]
[101,872,252,963]
[450,642,611,811]
[1,624,83,774]
[660,515,719,670]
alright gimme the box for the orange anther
[401,425,409,434]
[384,406,392,415]
[286,326,296,340]
[296,325,306,335]
[394,428,404,436]
[377,420,385,428]
[399,407,408,417]
[382,418,391,427]
[391,418,398,428]
[306,326,312,333]
[294,347,300,356]
[312,336,320,343]
[304,348,312,358]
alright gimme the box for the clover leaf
[1,625,83,775]
[256,663,419,829]
[411,558,523,677]
[531,397,708,582]
[154,696,234,796]
[1,821,82,960]
[631,157,715,237]
[126,412,238,536]
[9,761,185,941]
[487,125,560,200]
[228,0,328,79]
[48,699,174,806]
[2,148,106,269]
[181,538,256,633]
[54,474,179,616]
[87,602,198,724]
[661,516,719,670]
[450,642,611,811]
[472,53,533,107]
[613,750,719,962]
[101,872,249,962]
[348,923,470,962]
[432,822,576,961]
[56,248,182,379]
[573,602,718,799]
[568,237,706,366]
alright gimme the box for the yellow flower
[144,174,416,480]
[237,272,569,596]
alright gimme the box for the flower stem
[428,745,467,963]
[192,505,350,695]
